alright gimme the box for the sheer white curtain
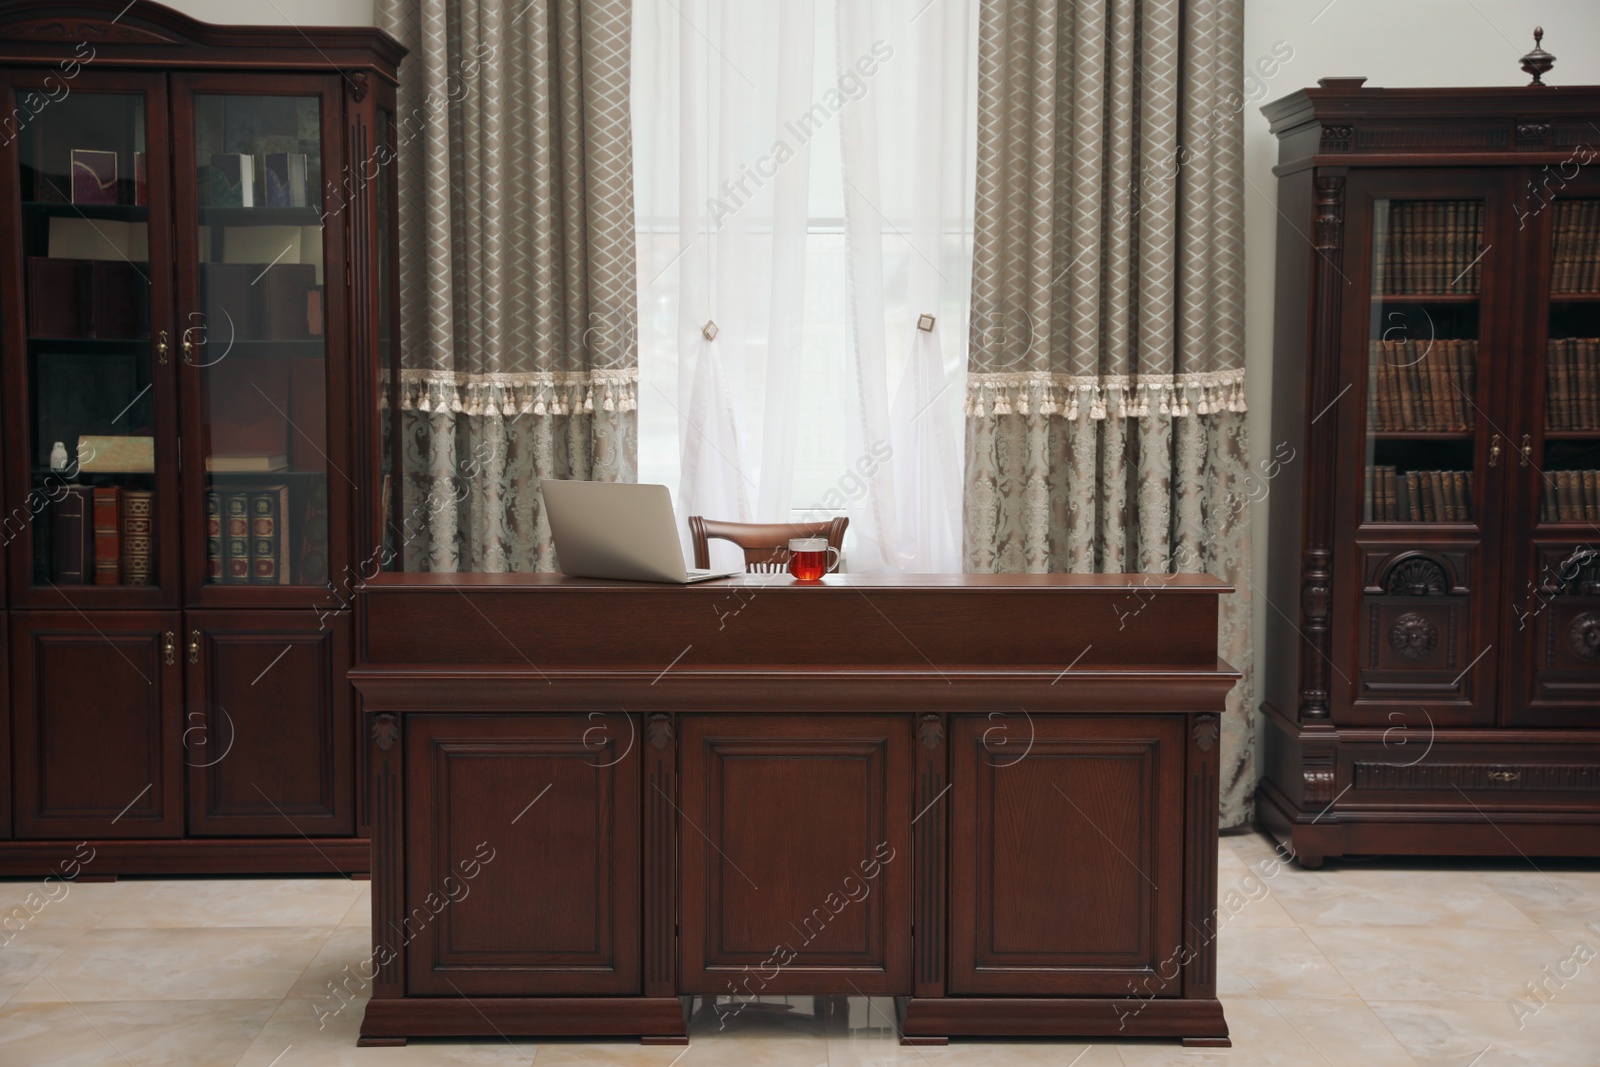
[631,0,975,572]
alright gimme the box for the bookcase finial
[1521,26,1555,86]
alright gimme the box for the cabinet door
[679,715,911,995]
[1505,169,1600,726]
[404,714,640,996]
[948,715,1183,996]
[0,70,181,608]
[11,610,183,838]
[1333,168,1519,726]
[185,609,352,836]
[169,73,349,608]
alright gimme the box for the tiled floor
[2,831,1598,1065]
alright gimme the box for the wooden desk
[351,573,1237,1047]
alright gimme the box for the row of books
[27,257,149,339]
[1364,466,1475,522]
[1542,470,1600,523]
[1368,339,1477,432]
[1545,338,1600,430]
[1551,200,1600,293]
[1373,200,1484,295]
[205,483,330,586]
[203,262,324,341]
[49,486,154,585]
[203,152,311,209]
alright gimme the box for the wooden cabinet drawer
[1340,743,1600,807]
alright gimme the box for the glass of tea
[787,537,840,581]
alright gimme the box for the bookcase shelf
[1550,293,1600,303]
[197,205,324,227]
[1373,292,1480,303]
[20,201,149,221]
[1370,430,1475,440]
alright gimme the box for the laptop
[540,480,743,584]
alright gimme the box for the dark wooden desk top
[354,572,1237,713]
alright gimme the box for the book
[260,262,317,340]
[307,287,324,336]
[1455,470,1470,522]
[70,148,118,205]
[288,359,326,469]
[50,486,95,584]
[121,489,154,586]
[207,454,289,473]
[299,479,330,585]
[223,492,252,583]
[208,357,289,458]
[92,486,121,584]
[1559,470,1580,522]
[249,486,291,585]
[201,262,260,339]
[208,153,255,208]
[77,435,155,473]
[1406,470,1421,522]
[263,152,308,208]
[1586,470,1599,522]
[133,150,147,207]
[26,257,92,337]
[1384,466,1398,521]
[90,259,149,339]
[47,217,149,261]
[206,491,224,583]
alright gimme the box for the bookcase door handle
[164,631,177,667]
[189,630,201,665]
[181,333,195,364]
[1520,434,1532,467]
[1488,434,1502,467]
[156,330,169,365]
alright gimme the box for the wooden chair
[687,516,849,574]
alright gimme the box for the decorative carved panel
[1384,558,1449,596]
[371,713,398,752]
[1354,762,1600,792]
[7,18,178,44]
[646,713,673,750]
[1319,125,1354,151]
[1355,127,1510,149]
[1192,715,1219,752]
[1389,613,1439,660]
[1568,613,1600,660]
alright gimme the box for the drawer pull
[163,631,176,666]
[1488,769,1521,782]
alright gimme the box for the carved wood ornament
[371,713,399,752]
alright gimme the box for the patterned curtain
[963,0,1255,825]
[376,0,638,571]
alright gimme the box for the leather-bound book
[27,257,91,337]
[91,260,150,339]
[249,486,290,585]
[50,486,95,583]
[1405,470,1421,522]
[121,489,154,586]
[1585,470,1598,523]
[1455,470,1470,522]
[70,149,118,205]
[202,262,260,340]
[299,479,330,585]
[1559,470,1579,522]
[93,486,122,584]
[224,492,252,583]
[1384,466,1398,521]
[206,491,224,583]
[260,262,317,340]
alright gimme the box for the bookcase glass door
[1363,197,1486,526]
[1539,197,1600,529]
[15,85,165,594]
[185,93,329,590]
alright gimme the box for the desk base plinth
[358,996,691,1045]
[896,997,1230,1047]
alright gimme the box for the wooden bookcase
[0,0,403,874]
[1259,74,1600,865]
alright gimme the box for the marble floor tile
[0,998,275,1067]
[9,926,333,1003]
[94,876,363,929]
[1215,925,1363,1000]
[0,937,71,1008]
[1369,999,1600,1067]
[1300,924,1598,1003]
[1482,869,1600,930]
[236,996,533,1066]
[1261,867,1539,929]
[339,883,374,928]
[286,925,379,1006]
[1117,998,1419,1067]
[0,879,125,940]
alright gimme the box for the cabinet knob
[1488,434,1502,467]
[1520,434,1532,467]
[156,330,169,365]
[163,631,177,666]
[189,630,201,665]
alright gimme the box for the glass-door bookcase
[0,1,402,872]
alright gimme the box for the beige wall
[158,0,372,24]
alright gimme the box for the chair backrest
[687,516,849,574]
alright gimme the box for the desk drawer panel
[1341,742,1600,808]
[403,714,640,996]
